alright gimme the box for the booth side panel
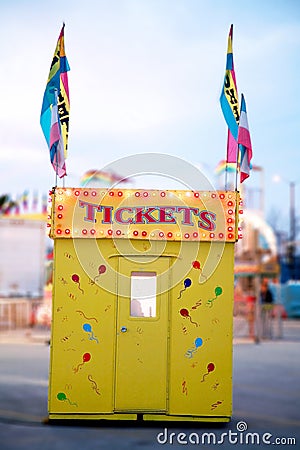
[168,242,234,418]
[48,239,117,414]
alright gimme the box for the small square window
[130,272,157,317]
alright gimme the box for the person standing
[260,280,274,338]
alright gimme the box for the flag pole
[234,95,242,191]
[225,134,229,190]
[237,93,253,186]
[225,165,228,191]
[40,24,70,187]
[234,156,239,191]
[235,133,239,192]
[220,25,239,192]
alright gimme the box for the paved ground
[0,320,299,449]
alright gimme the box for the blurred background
[0,1,299,448]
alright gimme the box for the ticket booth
[48,187,240,422]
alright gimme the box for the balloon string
[201,372,209,382]
[185,348,197,359]
[88,375,101,395]
[93,275,100,283]
[67,398,78,407]
[73,362,84,373]
[177,287,185,299]
[188,316,199,327]
[78,283,84,294]
[90,332,99,344]
[76,310,98,323]
[88,375,97,388]
[206,296,216,308]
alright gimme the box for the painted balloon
[72,274,79,283]
[83,352,91,363]
[57,392,67,401]
[207,362,215,373]
[98,265,106,275]
[83,323,92,332]
[192,261,201,270]
[71,273,84,294]
[178,278,192,299]
[184,278,192,288]
[195,337,203,348]
[215,287,222,297]
[83,323,99,343]
[56,391,77,406]
[180,308,189,318]
[179,308,198,326]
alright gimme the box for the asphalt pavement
[0,320,299,450]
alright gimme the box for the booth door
[115,257,170,412]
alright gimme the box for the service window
[130,272,157,318]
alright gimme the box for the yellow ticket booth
[48,187,240,422]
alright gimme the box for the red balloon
[192,260,201,270]
[207,362,215,373]
[98,265,106,275]
[180,308,189,318]
[83,352,91,363]
[72,274,79,283]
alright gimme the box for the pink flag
[238,94,252,183]
[50,90,66,178]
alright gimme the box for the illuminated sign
[49,188,240,242]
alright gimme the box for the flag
[40,24,70,178]
[22,190,29,211]
[215,160,236,176]
[238,94,252,183]
[32,191,39,211]
[220,24,239,163]
[15,196,20,215]
[42,194,48,214]
[49,89,66,177]
[80,170,131,187]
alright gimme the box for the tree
[0,194,16,215]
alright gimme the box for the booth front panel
[48,237,234,421]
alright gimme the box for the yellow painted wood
[48,189,236,421]
[48,239,118,414]
[143,414,230,422]
[49,413,137,420]
[115,257,170,412]
[168,242,234,418]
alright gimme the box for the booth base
[48,413,231,423]
[143,414,230,423]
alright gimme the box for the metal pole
[290,181,296,280]
[254,272,262,344]
[254,229,262,343]
[260,168,265,217]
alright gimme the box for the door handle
[120,326,127,333]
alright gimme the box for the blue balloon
[83,323,92,332]
[184,278,192,288]
[194,337,203,348]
